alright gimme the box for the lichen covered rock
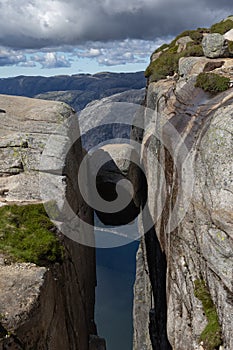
[202,33,229,58]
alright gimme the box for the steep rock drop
[133,28,233,350]
[0,95,105,350]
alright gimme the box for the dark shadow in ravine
[143,206,172,350]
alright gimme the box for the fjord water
[95,222,139,350]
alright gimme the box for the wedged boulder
[202,33,229,58]
[78,89,145,151]
[89,143,143,226]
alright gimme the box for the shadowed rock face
[133,56,233,350]
[0,95,103,350]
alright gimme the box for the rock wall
[133,56,233,349]
[0,95,102,349]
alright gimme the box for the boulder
[202,33,229,58]
[176,36,193,53]
[179,57,208,77]
[178,56,226,78]
[90,144,142,226]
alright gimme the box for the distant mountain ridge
[0,71,146,111]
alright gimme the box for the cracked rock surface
[0,95,100,350]
[133,56,233,350]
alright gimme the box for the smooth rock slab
[224,28,233,41]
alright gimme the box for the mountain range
[0,72,146,111]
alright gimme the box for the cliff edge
[134,17,233,350]
[0,95,102,349]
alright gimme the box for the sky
[0,0,232,77]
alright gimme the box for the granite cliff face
[0,95,103,349]
[133,26,233,350]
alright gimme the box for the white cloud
[32,52,71,68]
[89,48,101,57]
[75,38,167,66]
[0,47,26,66]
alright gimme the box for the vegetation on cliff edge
[210,19,233,35]
[194,279,222,350]
[195,72,230,93]
[145,29,205,82]
[0,203,63,266]
[145,17,233,83]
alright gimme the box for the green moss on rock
[195,72,230,93]
[185,42,204,56]
[189,30,204,44]
[145,43,204,82]
[168,30,192,47]
[145,18,233,83]
[210,19,233,35]
[228,40,233,54]
[145,50,181,81]
[0,203,63,266]
[145,25,206,82]
[194,279,222,350]
[153,43,169,54]
[169,29,204,47]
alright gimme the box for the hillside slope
[0,72,145,111]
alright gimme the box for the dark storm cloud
[0,0,231,49]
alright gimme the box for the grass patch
[210,19,233,35]
[185,42,204,56]
[195,72,230,93]
[153,43,169,54]
[169,29,204,47]
[189,30,203,44]
[228,40,233,54]
[194,279,222,350]
[145,17,233,83]
[0,204,63,266]
[145,43,204,82]
[145,50,180,81]
[145,27,205,82]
